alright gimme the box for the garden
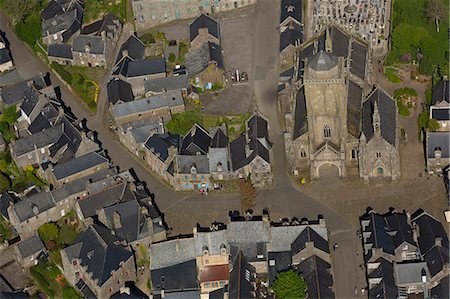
[386,0,449,78]
[166,110,251,140]
[83,0,127,23]
[394,87,418,116]
[51,62,105,112]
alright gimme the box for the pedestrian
[356,249,359,256]
[354,287,358,295]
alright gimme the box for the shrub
[0,173,11,192]
[168,53,176,62]
[38,223,60,243]
[272,270,308,299]
[384,67,402,83]
[419,57,434,75]
[427,118,440,131]
[15,14,41,47]
[51,62,73,84]
[57,226,78,245]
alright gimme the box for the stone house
[143,133,180,180]
[44,151,110,187]
[208,128,231,181]
[13,234,46,268]
[110,90,185,126]
[41,0,83,45]
[0,35,13,73]
[174,154,212,191]
[144,74,189,97]
[186,42,224,87]
[230,114,273,187]
[190,14,220,51]
[118,117,165,156]
[71,13,122,67]
[426,131,450,174]
[131,0,256,32]
[61,225,136,299]
[430,79,450,131]
[47,44,74,65]
[0,74,53,107]
[7,167,118,238]
[107,78,134,106]
[9,117,99,168]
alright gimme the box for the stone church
[283,25,400,181]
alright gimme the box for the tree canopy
[272,270,308,299]
[38,223,60,243]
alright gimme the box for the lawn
[83,0,127,23]
[394,87,418,116]
[31,259,82,298]
[51,63,106,112]
[166,110,250,140]
[387,0,449,76]
[0,215,15,242]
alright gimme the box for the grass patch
[394,87,418,116]
[31,259,82,298]
[83,0,127,23]
[0,215,15,242]
[166,110,250,140]
[14,13,42,49]
[384,67,402,83]
[51,63,106,112]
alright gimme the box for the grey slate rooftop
[144,75,189,94]
[293,86,307,139]
[115,35,146,64]
[16,234,45,259]
[111,90,183,119]
[177,155,210,174]
[308,51,338,71]
[47,44,73,60]
[297,255,335,299]
[181,124,211,155]
[190,13,219,42]
[0,48,12,65]
[280,22,302,52]
[427,131,450,159]
[145,133,180,162]
[280,0,302,24]
[432,79,449,105]
[64,225,133,286]
[72,35,105,54]
[52,151,108,180]
[185,42,223,76]
[151,260,198,293]
[107,78,134,105]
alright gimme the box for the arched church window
[351,149,357,159]
[300,148,306,158]
[376,152,381,158]
[324,125,331,138]
[377,167,383,174]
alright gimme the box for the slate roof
[41,0,79,20]
[330,25,350,59]
[431,107,450,120]
[0,192,18,219]
[432,80,449,105]
[77,183,136,219]
[230,135,247,170]
[177,155,210,174]
[393,262,430,285]
[0,48,12,65]
[181,124,211,155]
[41,8,81,37]
[111,90,183,119]
[80,13,120,37]
[185,42,223,76]
[151,259,198,293]
[367,258,398,299]
[190,14,219,42]
[47,44,73,60]
[28,102,62,134]
[124,58,166,77]
[350,41,367,79]
[228,220,269,261]
[64,225,133,286]
[150,238,196,270]
[16,234,45,259]
[115,35,146,64]
[280,0,302,24]
[384,212,416,249]
[72,35,105,54]
[347,80,363,137]
[20,89,41,117]
[431,275,449,299]
[210,128,228,148]
[270,224,328,252]
[229,249,255,299]
[13,191,56,222]
[102,199,146,243]
[362,89,397,146]
[107,78,134,104]
[209,148,229,173]
[145,133,180,162]
[427,131,450,159]
[144,75,189,94]
[360,211,395,260]
[268,251,292,284]
[411,212,449,277]
[0,79,40,106]
[291,226,330,255]
[280,23,302,52]
[52,151,108,180]
[297,255,335,299]
[293,86,307,139]
[308,51,338,71]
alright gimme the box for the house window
[204,282,211,288]
[324,125,331,138]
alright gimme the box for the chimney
[101,30,106,41]
[193,226,198,237]
[85,42,91,53]
[175,239,180,252]
[161,289,165,298]
[435,237,443,247]
[122,49,129,58]
[112,211,122,229]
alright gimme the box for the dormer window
[217,162,223,172]
[434,147,442,159]
[202,246,209,256]
[220,244,227,255]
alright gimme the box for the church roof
[362,89,397,146]
[308,51,338,71]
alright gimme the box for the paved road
[1,7,366,297]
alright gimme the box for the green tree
[2,0,37,22]
[0,105,18,125]
[38,223,60,243]
[427,118,440,131]
[0,173,11,192]
[272,270,307,299]
[168,53,176,62]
